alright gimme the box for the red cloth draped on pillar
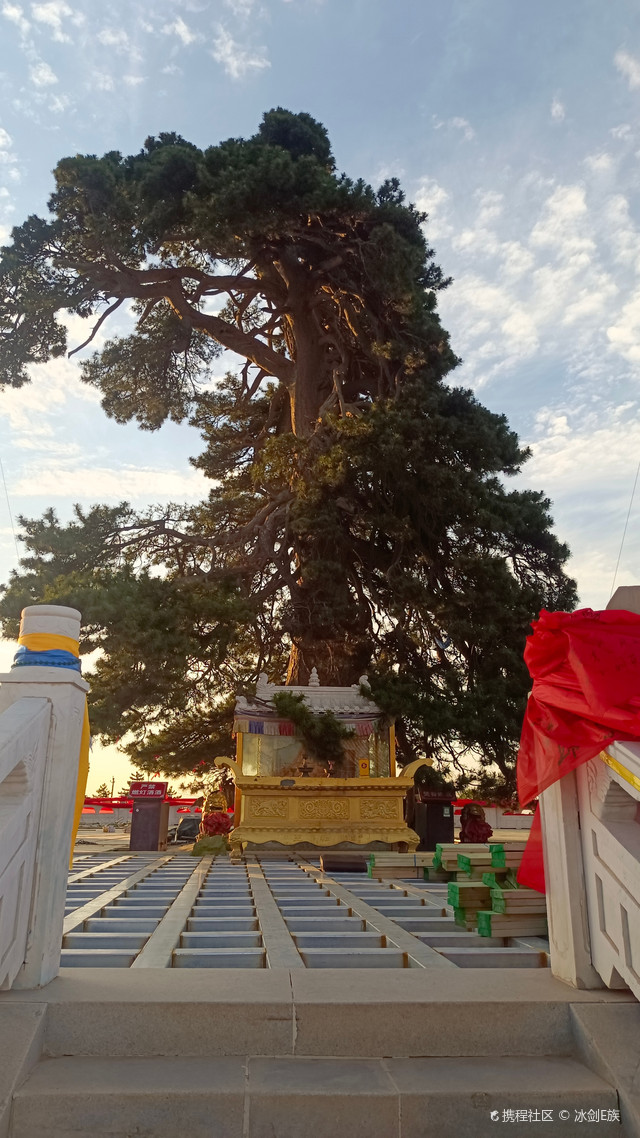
[516,607,640,890]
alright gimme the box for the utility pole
[110,777,115,798]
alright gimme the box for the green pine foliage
[0,109,577,796]
[271,691,355,766]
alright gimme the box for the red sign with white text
[129,781,168,799]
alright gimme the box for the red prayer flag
[517,607,640,807]
[516,805,546,892]
[516,606,640,892]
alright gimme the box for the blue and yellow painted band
[19,632,79,655]
[15,630,89,868]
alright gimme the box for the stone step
[33,971,631,1060]
[63,933,150,950]
[172,948,266,968]
[84,918,159,933]
[273,886,332,894]
[187,917,260,931]
[370,906,432,918]
[395,917,475,933]
[130,888,190,895]
[198,890,253,898]
[375,916,457,932]
[292,932,385,949]
[180,932,263,949]
[277,906,343,917]
[438,948,550,968]
[102,905,168,918]
[60,949,137,968]
[106,905,169,918]
[417,932,505,947]
[11,1052,617,1138]
[193,906,256,917]
[13,1046,614,1138]
[298,948,409,968]
[284,917,366,932]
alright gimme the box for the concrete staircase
[1,970,638,1137]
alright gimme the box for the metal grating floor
[60,853,550,970]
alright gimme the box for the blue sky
[2,0,640,789]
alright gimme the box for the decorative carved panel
[249,797,288,819]
[359,798,398,820]
[298,799,349,820]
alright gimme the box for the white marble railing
[540,743,640,1000]
[0,605,88,989]
[0,697,51,989]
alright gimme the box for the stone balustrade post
[539,773,603,989]
[0,605,89,988]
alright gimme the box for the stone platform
[1,969,637,1137]
[1,851,637,1136]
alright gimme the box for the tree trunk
[276,252,332,439]
[286,635,372,687]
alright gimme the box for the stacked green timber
[456,851,496,879]
[366,853,434,879]
[423,866,451,883]
[489,841,528,869]
[477,883,548,938]
[481,870,511,888]
[447,881,491,930]
[433,843,491,876]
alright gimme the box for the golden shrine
[216,669,426,854]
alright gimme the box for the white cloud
[0,126,13,153]
[433,115,475,142]
[162,16,196,46]
[414,178,452,238]
[31,1,82,42]
[47,92,71,112]
[500,241,535,280]
[602,193,640,270]
[519,403,640,606]
[123,75,144,86]
[97,27,130,51]
[92,73,115,91]
[550,97,565,121]
[529,184,592,255]
[1,359,99,434]
[584,152,613,173]
[224,0,256,18]
[211,26,270,79]
[425,169,632,394]
[29,59,57,85]
[614,48,640,90]
[611,123,632,140]
[475,189,503,225]
[2,2,29,35]
[13,464,208,500]
[606,288,640,362]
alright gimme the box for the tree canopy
[0,108,577,798]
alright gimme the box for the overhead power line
[609,457,640,603]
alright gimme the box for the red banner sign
[129,781,168,799]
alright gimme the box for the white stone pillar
[0,605,89,988]
[539,772,604,989]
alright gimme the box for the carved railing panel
[0,698,51,990]
[577,744,640,997]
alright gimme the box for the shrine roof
[235,668,381,716]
